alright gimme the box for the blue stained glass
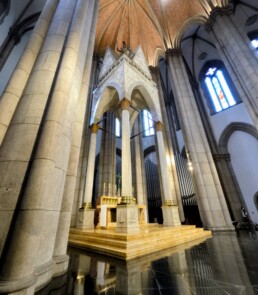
[216,70,236,106]
[212,77,229,109]
[205,77,222,112]
[205,66,237,113]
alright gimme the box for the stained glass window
[204,66,237,113]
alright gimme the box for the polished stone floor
[37,230,258,295]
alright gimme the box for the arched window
[143,110,154,136]
[115,118,121,137]
[200,61,241,115]
[251,38,258,49]
[248,30,258,49]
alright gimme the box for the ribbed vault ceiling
[95,0,216,66]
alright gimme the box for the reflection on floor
[37,231,258,295]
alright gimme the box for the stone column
[76,123,99,230]
[0,0,91,293]
[116,98,139,233]
[120,98,133,199]
[0,0,76,260]
[0,0,59,145]
[131,116,148,223]
[206,6,258,129]
[150,66,185,222]
[53,0,99,276]
[167,49,234,231]
[71,56,99,226]
[155,121,181,227]
[213,153,242,221]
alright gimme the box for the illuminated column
[206,6,258,129]
[76,123,99,230]
[132,117,147,205]
[121,98,133,201]
[155,121,181,227]
[132,117,148,223]
[167,49,234,231]
[53,0,99,276]
[84,124,99,206]
[116,98,139,233]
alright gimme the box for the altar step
[68,224,212,261]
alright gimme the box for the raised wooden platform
[68,224,212,261]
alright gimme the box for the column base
[162,205,181,227]
[116,205,140,234]
[34,259,54,291]
[76,208,95,230]
[53,254,69,277]
[0,275,36,295]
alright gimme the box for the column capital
[165,48,182,58]
[155,121,164,132]
[205,5,233,32]
[120,98,131,111]
[149,66,158,74]
[90,123,99,134]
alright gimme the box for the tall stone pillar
[53,0,99,276]
[155,121,181,227]
[206,6,258,129]
[71,56,99,226]
[0,0,94,293]
[121,98,133,199]
[167,49,234,231]
[76,123,99,230]
[131,116,148,223]
[116,98,139,233]
[0,0,59,145]
[213,153,242,221]
[150,66,185,222]
[0,0,76,260]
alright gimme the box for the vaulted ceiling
[94,0,228,65]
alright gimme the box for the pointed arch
[92,85,120,123]
[127,82,162,122]
[218,122,258,153]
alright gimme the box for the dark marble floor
[37,230,258,295]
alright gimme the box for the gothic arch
[128,83,162,122]
[173,15,208,48]
[144,145,156,158]
[218,122,258,153]
[92,86,119,123]
[153,48,165,67]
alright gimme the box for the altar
[96,196,146,229]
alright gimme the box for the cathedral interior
[0,0,258,294]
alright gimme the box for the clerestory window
[200,61,241,115]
